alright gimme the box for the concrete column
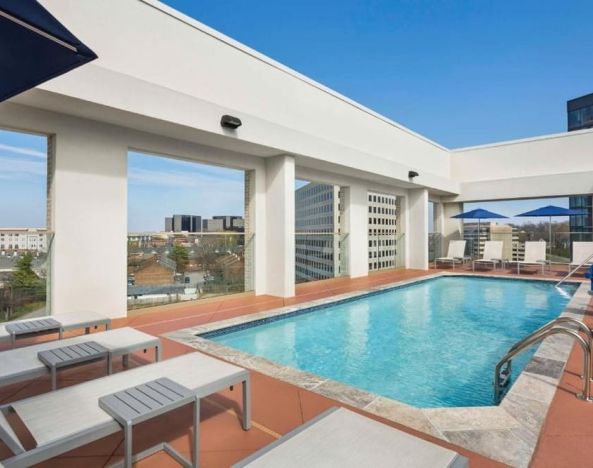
[243,170,255,291]
[436,202,464,254]
[50,127,128,318]
[405,188,429,270]
[341,184,369,278]
[261,155,295,297]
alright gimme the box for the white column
[437,202,464,253]
[261,155,295,297]
[50,127,128,318]
[341,184,369,278]
[405,188,429,270]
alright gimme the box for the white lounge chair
[517,241,547,274]
[0,327,160,389]
[234,407,468,468]
[568,241,593,272]
[0,310,111,346]
[0,352,250,467]
[472,241,503,271]
[434,240,467,269]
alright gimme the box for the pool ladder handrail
[494,317,593,405]
[556,251,593,287]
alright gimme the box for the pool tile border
[165,273,590,467]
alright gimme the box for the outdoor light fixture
[408,170,419,179]
[220,114,242,129]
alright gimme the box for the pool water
[209,277,577,408]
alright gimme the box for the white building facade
[0,0,591,318]
[368,192,397,271]
[295,182,342,282]
[0,229,48,254]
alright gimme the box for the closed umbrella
[452,209,508,257]
[0,0,97,102]
[515,205,587,258]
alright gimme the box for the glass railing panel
[127,232,252,310]
[368,231,400,271]
[0,232,54,322]
[295,232,346,284]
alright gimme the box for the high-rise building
[213,215,242,231]
[367,192,397,271]
[202,218,224,232]
[567,94,593,241]
[172,214,191,232]
[164,217,173,232]
[294,182,342,282]
[191,216,202,233]
[463,222,521,260]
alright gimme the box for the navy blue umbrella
[516,205,587,256]
[452,209,508,256]
[0,0,97,102]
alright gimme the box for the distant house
[128,254,176,286]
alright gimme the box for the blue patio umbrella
[451,209,508,256]
[0,0,97,102]
[515,205,587,256]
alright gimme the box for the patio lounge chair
[0,327,160,389]
[472,241,503,271]
[0,352,250,467]
[234,407,468,468]
[0,310,111,346]
[434,240,467,269]
[517,241,547,274]
[568,241,593,272]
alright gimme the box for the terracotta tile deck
[0,267,590,467]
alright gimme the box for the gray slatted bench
[5,318,61,346]
[1,311,112,347]
[38,341,110,390]
[99,377,199,468]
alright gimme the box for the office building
[191,216,202,233]
[463,222,521,260]
[213,215,242,231]
[368,192,397,271]
[202,218,224,232]
[164,217,173,232]
[0,228,49,253]
[567,94,593,240]
[295,182,341,282]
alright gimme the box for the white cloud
[0,143,45,159]
[0,157,46,179]
[129,167,243,190]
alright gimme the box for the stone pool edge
[165,273,589,467]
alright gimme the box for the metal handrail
[556,252,593,287]
[507,317,593,382]
[494,326,592,404]
[509,317,592,354]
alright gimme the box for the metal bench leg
[156,345,161,362]
[122,354,129,367]
[107,354,112,375]
[124,421,133,468]
[193,397,200,468]
[242,377,251,431]
[85,327,90,334]
[51,367,57,391]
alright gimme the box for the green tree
[169,245,189,272]
[10,253,42,289]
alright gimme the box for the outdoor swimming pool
[207,276,577,408]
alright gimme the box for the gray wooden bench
[38,341,110,390]
[99,377,199,467]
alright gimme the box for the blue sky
[1,1,590,229]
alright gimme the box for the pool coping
[165,272,591,467]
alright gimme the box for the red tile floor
[0,266,590,467]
